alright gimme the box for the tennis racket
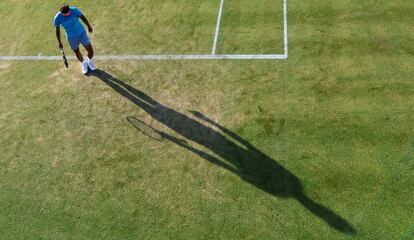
[60,48,68,68]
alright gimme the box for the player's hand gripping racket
[60,47,68,68]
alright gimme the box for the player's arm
[80,15,93,33]
[55,27,63,49]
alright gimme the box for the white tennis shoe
[87,58,96,71]
[81,60,88,75]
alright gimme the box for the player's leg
[80,32,96,71]
[69,35,89,74]
[84,44,96,70]
[73,48,84,62]
[84,44,96,71]
[74,47,88,75]
[84,44,94,59]
[68,36,83,61]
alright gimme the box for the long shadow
[90,69,356,235]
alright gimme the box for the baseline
[0,54,287,61]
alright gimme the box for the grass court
[0,0,413,239]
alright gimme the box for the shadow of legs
[295,192,356,235]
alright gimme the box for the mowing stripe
[212,0,225,55]
[0,54,288,61]
[342,138,414,240]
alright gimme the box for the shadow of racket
[127,117,164,141]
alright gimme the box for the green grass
[1,0,414,239]
[219,0,284,53]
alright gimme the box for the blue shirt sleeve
[71,7,83,18]
[53,14,61,28]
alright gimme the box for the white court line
[283,0,288,57]
[0,0,288,61]
[0,54,287,61]
[212,0,225,55]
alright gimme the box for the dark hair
[60,4,70,14]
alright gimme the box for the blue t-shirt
[54,7,85,38]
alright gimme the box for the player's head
[60,3,70,16]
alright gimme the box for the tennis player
[54,3,95,74]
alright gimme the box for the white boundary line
[0,54,287,61]
[212,0,225,55]
[283,0,288,57]
[0,0,288,61]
